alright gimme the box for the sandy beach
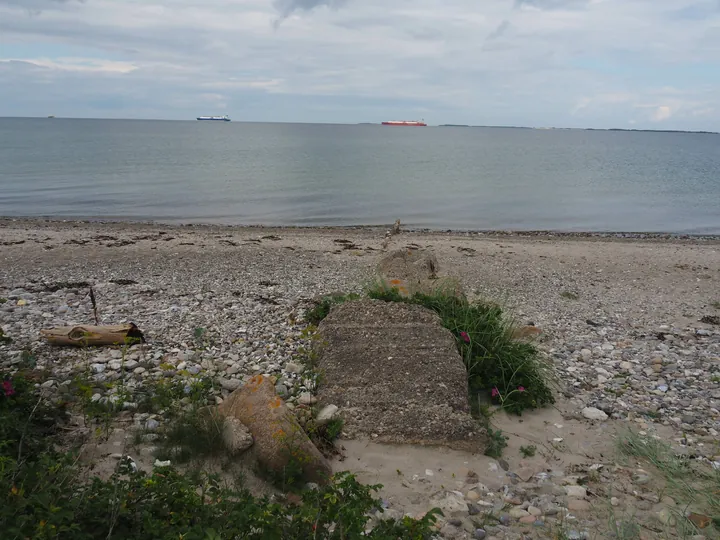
[2,218,720,538]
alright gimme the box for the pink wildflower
[459,331,470,344]
[2,380,15,397]
[518,386,526,393]
[491,388,500,398]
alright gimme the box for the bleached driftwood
[40,323,144,347]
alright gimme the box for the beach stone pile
[551,320,720,448]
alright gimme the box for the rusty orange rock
[218,377,331,484]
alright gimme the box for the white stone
[582,407,608,421]
[565,485,587,499]
[429,491,468,514]
[91,363,106,374]
[222,417,254,454]
[315,404,339,426]
[298,393,317,405]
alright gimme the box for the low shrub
[1,372,441,539]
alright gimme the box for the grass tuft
[617,429,720,533]
[305,293,361,325]
[367,283,554,415]
[560,291,579,300]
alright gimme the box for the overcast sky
[1,0,719,129]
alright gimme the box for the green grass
[520,444,537,458]
[305,293,361,325]
[711,300,720,310]
[617,430,720,536]
[366,283,554,415]
[560,291,579,300]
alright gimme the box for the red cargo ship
[381,120,427,126]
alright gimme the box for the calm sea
[1,118,719,233]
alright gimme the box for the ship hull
[381,121,427,127]
[197,118,231,122]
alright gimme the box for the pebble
[582,407,608,421]
[565,485,587,499]
[298,393,317,405]
[220,378,241,391]
[509,508,530,519]
[567,499,591,512]
[285,362,305,374]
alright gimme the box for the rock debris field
[1,219,720,539]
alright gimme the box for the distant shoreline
[436,124,720,135]
[1,117,717,135]
[2,217,719,243]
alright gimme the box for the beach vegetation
[617,429,720,536]
[0,370,440,539]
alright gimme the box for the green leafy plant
[484,428,508,458]
[1,372,441,539]
[520,444,537,458]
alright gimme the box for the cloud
[1,57,136,73]
[274,0,347,18]
[651,105,673,121]
[514,0,589,10]
[1,0,720,130]
[487,20,511,40]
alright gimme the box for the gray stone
[582,407,608,421]
[145,418,160,431]
[275,383,289,397]
[220,378,241,391]
[285,362,305,374]
[467,503,481,516]
[316,299,482,449]
[222,416,254,454]
[376,249,442,297]
[474,530,486,540]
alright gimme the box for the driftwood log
[40,323,145,347]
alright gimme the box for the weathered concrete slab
[317,299,483,451]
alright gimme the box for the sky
[1,0,720,129]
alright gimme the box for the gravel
[1,219,720,529]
